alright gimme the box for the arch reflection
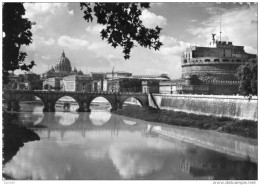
[54,112,79,126]
[123,119,137,126]
[89,110,111,126]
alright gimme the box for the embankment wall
[149,94,257,121]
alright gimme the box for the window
[236,59,241,62]
[184,59,187,63]
[205,59,210,62]
[213,59,220,62]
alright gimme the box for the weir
[148,94,257,121]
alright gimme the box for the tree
[236,59,257,96]
[80,3,163,59]
[3,3,35,84]
[43,84,50,90]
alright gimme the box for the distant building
[107,77,142,93]
[41,51,81,80]
[173,35,257,95]
[90,72,107,92]
[159,79,185,94]
[107,74,169,93]
[133,74,169,93]
[106,71,132,79]
[181,40,256,81]
[43,77,63,90]
[61,75,92,92]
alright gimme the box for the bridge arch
[53,95,81,112]
[88,95,115,111]
[121,96,144,108]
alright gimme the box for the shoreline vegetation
[113,105,257,139]
[3,112,40,166]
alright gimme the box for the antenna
[220,14,222,42]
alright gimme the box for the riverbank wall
[149,94,257,121]
[151,125,257,163]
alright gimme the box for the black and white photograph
[2,1,258,181]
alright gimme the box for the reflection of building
[179,155,257,180]
[165,35,257,95]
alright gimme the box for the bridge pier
[77,107,86,112]
[110,108,117,112]
[43,102,55,112]
[7,101,20,112]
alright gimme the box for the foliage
[114,105,257,139]
[43,84,51,90]
[77,70,84,75]
[18,73,42,90]
[80,3,163,59]
[236,60,257,96]
[3,3,35,84]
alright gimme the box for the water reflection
[89,110,111,126]
[54,112,79,126]
[123,119,137,126]
[3,104,258,180]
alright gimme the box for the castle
[160,35,257,95]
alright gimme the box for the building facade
[43,77,63,90]
[90,72,107,92]
[181,40,256,81]
[174,36,257,95]
[107,74,170,93]
[61,75,92,92]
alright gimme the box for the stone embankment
[149,94,257,121]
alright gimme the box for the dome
[54,51,72,72]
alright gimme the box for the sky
[16,2,258,79]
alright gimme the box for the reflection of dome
[89,111,111,126]
[54,51,72,72]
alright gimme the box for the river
[3,103,257,180]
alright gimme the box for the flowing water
[3,103,257,180]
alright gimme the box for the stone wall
[149,94,257,121]
[151,125,257,162]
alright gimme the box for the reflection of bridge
[3,90,149,112]
[26,112,148,139]
[34,112,147,131]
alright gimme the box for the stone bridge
[3,90,149,112]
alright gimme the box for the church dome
[54,51,72,72]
